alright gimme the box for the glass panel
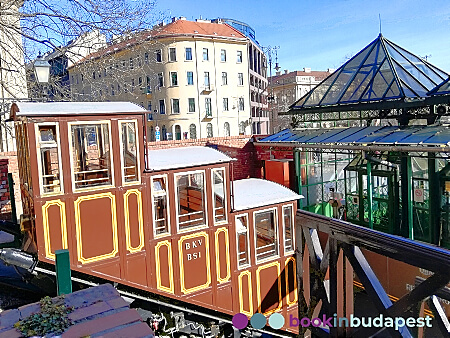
[176,172,206,230]
[393,61,428,96]
[152,176,169,235]
[38,125,62,194]
[236,215,249,267]
[213,169,226,223]
[255,209,278,261]
[71,123,112,189]
[283,205,294,252]
[121,121,138,183]
[304,71,339,106]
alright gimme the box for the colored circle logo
[232,313,248,330]
[250,313,266,329]
[268,313,285,329]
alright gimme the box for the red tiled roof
[71,19,246,67]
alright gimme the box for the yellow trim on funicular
[256,261,282,315]
[214,227,231,283]
[178,231,211,294]
[74,192,118,264]
[123,189,144,253]
[42,199,68,260]
[285,257,298,306]
[155,240,174,294]
[238,270,253,316]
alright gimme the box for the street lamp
[261,46,280,133]
[33,54,50,83]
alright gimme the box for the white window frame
[282,204,295,255]
[253,207,279,264]
[235,213,251,269]
[35,122,64,196]
[151,174,171,237]
[211,167,227,225]
[220,49,226,62]
[174,169,208,233]
[238,73,244,86]
[237,50,243,63]
[171,98,180,114]
[118,119,140,186]
[185,47,193,61]
[155,49,162,62]
[186,71,194,85]
[169,47,177,62]
[203,48,209,61]
[68,120,114,192]
[170,71,178,86]
[222,72,227,85]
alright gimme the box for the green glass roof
[428,77,450,96]
[291,34,448,110]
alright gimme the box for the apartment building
[268,68,334,131]
[69,17,255,139]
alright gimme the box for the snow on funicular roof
[11,101,146,117]
[233,178,303,211]
[146,146,233,171]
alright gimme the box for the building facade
[69,18,261,139]
[268,68,334,131]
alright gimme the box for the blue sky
[155,0,450,74]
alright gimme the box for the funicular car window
[70,122,113,190]
[120,120,139,184]
[236,214,250,268]
[37,123,63,194]
[283,205,294,253]
[212,168,227,224]
[176,171,206,231]
[152,175,170,236]
[254,208,278,262]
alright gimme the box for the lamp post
[261,46,280,134]
[33,53,51,100]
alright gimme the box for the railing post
[55,249,72,295]
[7,173,17,225]
[367,160,373,229]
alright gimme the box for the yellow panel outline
[42,199,68,260]
[256,261,282,315]
[238,270,253,316]
[155,240,174,294]
[285,257,298,306]
[215,227,231,283]
[178,232,211,294]
[124,189,144,253]
[74,192,118,264]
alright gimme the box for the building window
[205,98,212,117]
[283,205,294,253]
[206,123,213,137]
[222,72,227,85]
[254,208,278,262]
[189,124,197,139]
[175,171,206,231]
[212,168,227,224]
[169,47,176,62]
[204,72,210,88]
[111,84,115,96]
[239,121,245,135]
[158,73,164,87]
[131,79,135,92]
[144,52,149,63]
[159,99,166,114]
[237,50,243,63]
[152,175,170,236]
[221,49,226,62]
[129,57,133,69]
[137,55,141,67]
[119,120,139,184]
[187,71,194,85]
[170,72,178,86]
[224,122,230,136]
[236,214,250,268]
[156,49,162,62]
[238,97,244,111]
[238,72,244,86]
[174,125,181,140]
[161,125,167,140]
[172,98,180,114]
[146,76,152,93]
[70,122,113,190]
[37,123,63,195]
[188,98,195,113]
[223,98,229,111]
[203,48,209,61]
[185,47,192,60]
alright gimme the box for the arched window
[174,125,181,140]
[239,122,245,135]
[161,125,167,141]
[224,122,230,136]
[189,124,197,139]
[206,123,213,138]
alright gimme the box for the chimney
[276,71,281,76]
[284,69,289,74]
[327,68,335,73]
[303,67,311,73]
[179,17,187,20]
